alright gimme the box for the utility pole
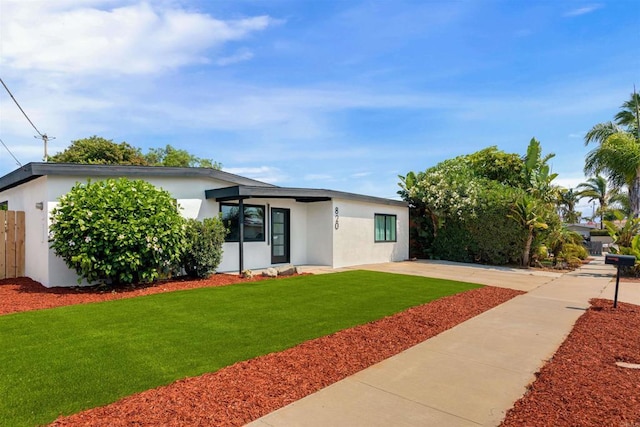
[35,133,55,162]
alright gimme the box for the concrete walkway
[248,257,639,426]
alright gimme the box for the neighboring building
[566,223,597,239]
[0,163,408,287]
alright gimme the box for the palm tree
[584,133,640,218]
[556,188,582,224]
[615,92,640,132]
[609,191,631,218]
[584,92,640,218]
[576,175,618,228]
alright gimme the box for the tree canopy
[49,136,221,169]
[145,145,221,169]
[399,138,563,267]
[584,92,640,217]
[48,136,147,165]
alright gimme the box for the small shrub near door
[49,178,186,286]
[182,217,227,278]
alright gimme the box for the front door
[271,208,290,264]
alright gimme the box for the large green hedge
[400,144,557,265]
[50,178,186,286]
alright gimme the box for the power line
[0,76,44,137]
[0,76,55,161]
[0,138,23,167]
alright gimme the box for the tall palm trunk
[631,171,640,218]
[522,228,534,267]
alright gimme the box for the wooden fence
[0,210,25,279]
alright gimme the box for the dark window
[221,203,265,242]
[0,201,7,211]
[375,214,396,242]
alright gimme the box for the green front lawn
[0,270,481,426]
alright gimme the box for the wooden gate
[0,210,25,279]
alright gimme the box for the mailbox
[605,253,636,308]
[605,254,637,267]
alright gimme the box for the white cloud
[564,4,603,17]
[0,1,274,75]
[216,49,254,66]
[351,172,371,178]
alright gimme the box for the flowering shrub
[182,217,227,278]
[401,152,528,264]
[50,178,186,286]
[409,158,480,223]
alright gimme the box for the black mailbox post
[605,254,637,308]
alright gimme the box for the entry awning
[205,185,407,206]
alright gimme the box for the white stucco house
[0,163,408,287]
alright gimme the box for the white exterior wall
[218,198,311,272]
[43,175,233,286]
[0,171,408,286]
[305,201,333,266]
[331,199,408,268]
[45,175,224,221]
[0,177,50,285]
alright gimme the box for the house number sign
[334,207,339,230]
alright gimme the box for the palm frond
[584,122,622,146]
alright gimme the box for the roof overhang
[0,162,275,193]
[205,185,408,207]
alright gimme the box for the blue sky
[0,1,638,213]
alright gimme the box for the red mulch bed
[0,275,266,316]
[10,274,639,426]
[0,278,520,427]
[501,298,640,427]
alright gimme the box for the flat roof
[0,162,275,192]
[206,185,408,207]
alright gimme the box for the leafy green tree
[466,146,525,187]
[145,145,221,169]
[584,93,640,217]
[50,137,222,170]
[49,178,186,286]
[49,136,148,165]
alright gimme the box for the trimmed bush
[182,217,228,278]
[50,178,186,286]
[590,229,610,237]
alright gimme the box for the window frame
[220,203,266,243]
[374,213,397,243]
